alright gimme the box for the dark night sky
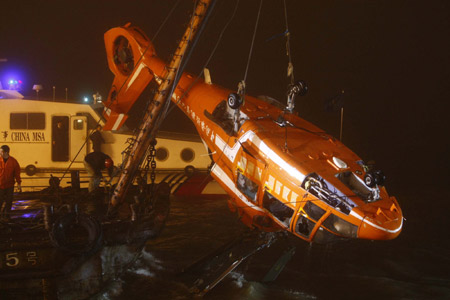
[1,0,449,188]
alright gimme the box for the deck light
[32,84,43,99]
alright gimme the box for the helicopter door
[70,116,87,162]
[51,116,69,162]
[292,201,326,239]
[235,144,266,204]
[262,190,294,228]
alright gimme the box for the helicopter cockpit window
[336,171,380,202]
[257,95,285,110]
[236,171,258,202]
[204,100,249,136]
[302,201,326,221]
[204,100,234,135]
[322,213,358,238]
[302,173,355,215]
[295,214,316,237]
[262,191,294,227]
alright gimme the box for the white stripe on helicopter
[127,62,148,91]
[350,211,403,234]
[112,114,125,131]
[210,163,263,212]
[214,130,306,183]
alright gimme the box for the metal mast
[110,0,212,209]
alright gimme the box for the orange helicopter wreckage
[0,2,403,297]
[102,0,403,247]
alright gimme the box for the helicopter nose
[359,218,403,240]
[358,205,403,240]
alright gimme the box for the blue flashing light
[7,79,21,90]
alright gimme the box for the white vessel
[0,89,212,191]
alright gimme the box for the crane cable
[109,0,186,174]
[125,0,217,176]
[239,0,263,97]
[282,0,297,151]
[153,0,217,136]
[283,0,295,85]
[151,0,183,43]
[59,1,182,181]
[113,0,183,102]
[124,0,214,175]
[164,0,241,118]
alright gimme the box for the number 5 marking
[6,252,19,267]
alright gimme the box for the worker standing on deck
[84,151,114,192]
[0,145,22,221]
[90,125,105,152]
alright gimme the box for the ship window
[263,190,294,226]
[76,112,97,129]
[73,119,84,130]
[181,148,195,162]
[10,113,45,129]
[295,214,316,237]
[237,171,258,202]
[28,113,45,129]
[156,147,169,162]
[10,113,26,129]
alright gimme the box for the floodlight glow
[84,97,89,102]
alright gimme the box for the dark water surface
[90,184,450,300]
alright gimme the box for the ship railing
[18,168,208,193]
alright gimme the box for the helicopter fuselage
[103,24,403,243]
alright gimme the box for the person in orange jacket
[0,145,22,220]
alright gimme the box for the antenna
[340,101,344,141]
[284,114,288,151]
[0,58,6,89]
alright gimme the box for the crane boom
[109,0,213,208]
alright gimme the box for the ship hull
[0,184,170,299]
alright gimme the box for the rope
[59,2,182,182]
[283,0,295,85]
[165,0,241,116]
[242,0,263,91]
[151,0,183,43]
[154,0,217,135]
[154,0,241,189]
[162,0,260,189]
[117,0,187,138]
